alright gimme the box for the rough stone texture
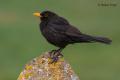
[17,52,80,80]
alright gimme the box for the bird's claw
[50,56,59,64]
[49,49,63,63]
[49,50,57,58]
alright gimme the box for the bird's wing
[64,25,93,43]
[65,25,82,37]
[49,16,83,37]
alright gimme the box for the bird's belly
[42,30,67,47]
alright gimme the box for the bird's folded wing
[49,17,83,37]
[65,25,82,37]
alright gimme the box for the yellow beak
[33,12,41,17]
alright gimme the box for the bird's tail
[90,36,112,44]
[79,34,112,44]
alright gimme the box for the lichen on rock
[17,52,80,80]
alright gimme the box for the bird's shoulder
[47,16,70,33]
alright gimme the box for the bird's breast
[41,27,68,47]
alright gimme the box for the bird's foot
[50,56,59,64]
[49,49,63,57]
[49,49,63,63]
[49,50,56,58]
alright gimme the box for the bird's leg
[50,48,62,57]
[55,48,63,58]
[50,48,63,63]
[49,50,56,58]
[49,48,63,58]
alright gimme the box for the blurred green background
[0,0,120,80]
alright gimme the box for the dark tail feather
[91,36,112,44]
[79,34,112,44]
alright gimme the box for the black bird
[34,11,112,62]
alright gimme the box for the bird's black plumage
[39,11,111,47]
[35,11,112,62]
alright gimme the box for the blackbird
[34,11,112,62]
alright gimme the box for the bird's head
[33,11,57,21]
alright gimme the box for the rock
[17,52,80,80]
